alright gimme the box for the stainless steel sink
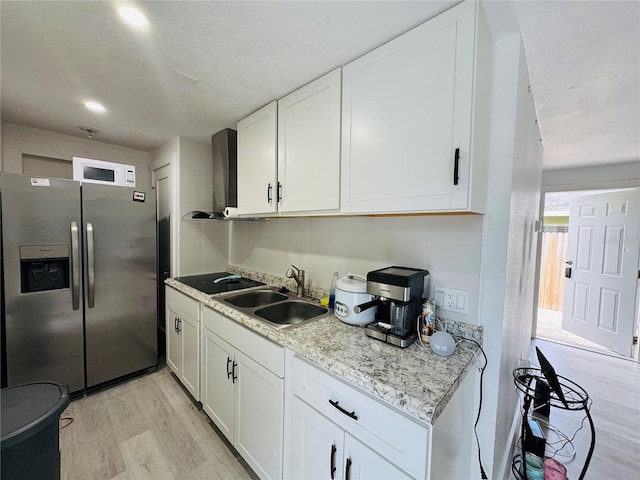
[254,301,328,326]
[221,286,330,330]
[224,289,288,308]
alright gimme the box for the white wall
[477,34,543,479]
[152,136,229,277]
[1,122,153,188]
[541,160,640,192]
[230,214,484,325]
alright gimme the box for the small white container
[334,274,376,326]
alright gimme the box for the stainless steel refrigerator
[1,172,157,393]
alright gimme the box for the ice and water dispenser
[19,245,70,293]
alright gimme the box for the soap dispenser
[329,271,339,309]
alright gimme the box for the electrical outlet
[445,292,456,309]
[433,287,470,315]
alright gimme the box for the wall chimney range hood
[184,128,267,222]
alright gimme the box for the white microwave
[72,157,136,187]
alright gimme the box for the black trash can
[1,383,70,480]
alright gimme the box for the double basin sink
[221,286,330,330]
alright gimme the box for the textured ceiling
[1,1,638,170]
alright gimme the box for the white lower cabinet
[169,290,475,480]
[285,354,429,480]
[290,397,409,480]
[201,326,235,439]
[201,307,285,480]
[165,286,200,400]
[344,433,411,480]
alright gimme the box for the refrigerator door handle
[86,222,96,308]
[70,221,81,310]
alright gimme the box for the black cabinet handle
[345,457,352,480]
[267,183,273,203]
[176,318,181,333]
[453,148,460,186]
[232,361,238,383]
[277,181,282,203]
[174,316,178,333]
[329,399,358,421]
[330,444,337,479]
[226,357,233,379]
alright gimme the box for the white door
[235,350,284,480]
[344,433,411,480]
[165,302,181,377]
[180,312,200,400]
[201,327,235,442]
[563,189,640,356]
[289,396,345,480]
[278,68,341,213]
[340,1,475,214]
[237,101,278,215]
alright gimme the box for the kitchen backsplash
[226,214,485,326]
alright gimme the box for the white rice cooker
[334,274,376,326]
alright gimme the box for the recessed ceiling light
[84,101,106,113]
[118,6,149,28]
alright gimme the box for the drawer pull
[232,361,238,383]
[345,457,352,480]
[330,444,337,479]
[453,148,460,186]
[226,357,233,379]
[329,399,358,421]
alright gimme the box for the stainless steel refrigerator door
[1,173,85,393]
[82,183,157,387]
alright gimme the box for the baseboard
[495,399,523,480]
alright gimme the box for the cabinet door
[237,101,278,215]
[180,311,200,400]
[341,1,475,214]
[235,350,284,480]
[289,396,345,480]
[201,327,235,442]
[278,68,341,213]
[344,433,411,480]
[165,303,182,377]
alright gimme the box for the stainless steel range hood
[212,128,237,215]
[185,128,267,222]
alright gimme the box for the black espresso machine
[354,266,429,347]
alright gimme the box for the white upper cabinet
[237,101,278,215]
[237,69,342,217]
[341,0,491,214]
[277,68,341,214]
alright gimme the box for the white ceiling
[1,1,638,170]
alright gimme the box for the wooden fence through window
[538,231,568,311]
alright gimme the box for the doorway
[536,189,639,360]
[154,164,172,359]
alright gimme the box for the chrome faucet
[285,265,305,297]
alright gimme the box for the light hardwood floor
[59,341,637,480]
[60,366,253,480]
[527,339,640,480]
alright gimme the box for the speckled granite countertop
[166,278,481,425]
